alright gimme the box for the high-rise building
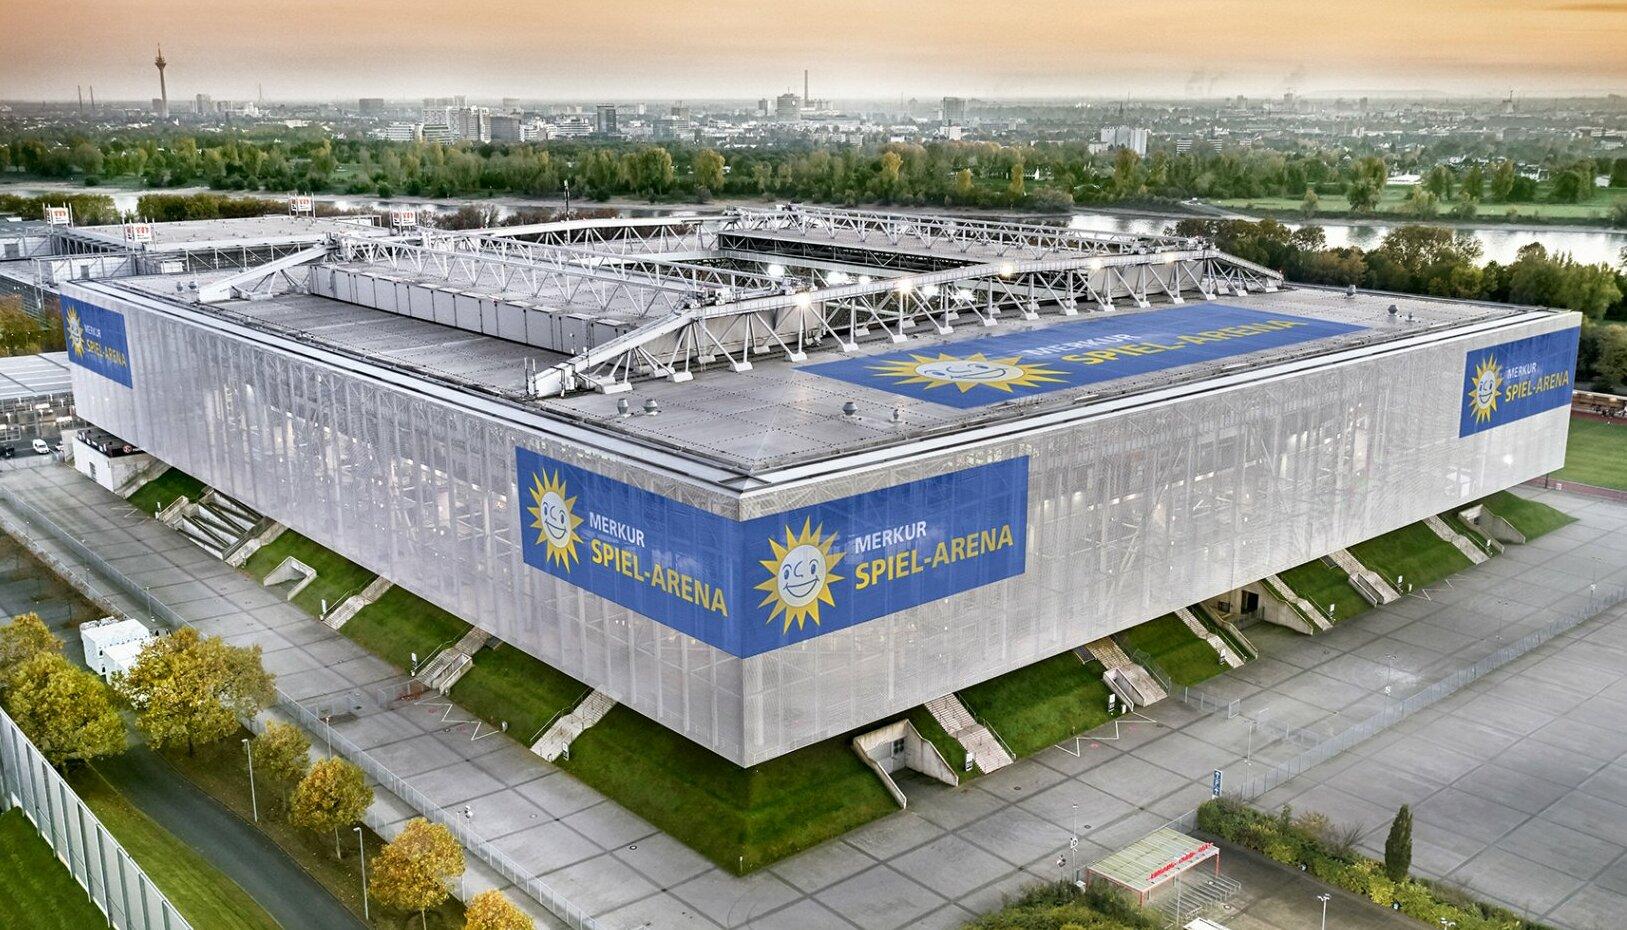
[358,98,386,115]
[941,96,966,125]
[194,93,213,115]
[1099,125,1149,156]
[595,104,618,136]
[153,45,169,119]
[757,98,769,117]
[489,114,523,142]
[774,93,801,121]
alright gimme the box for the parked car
[31,438,50,455]
[1,444,13,459]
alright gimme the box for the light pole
[354,826,369,921]
[1317,892,1330,930]
[241,737,258,822]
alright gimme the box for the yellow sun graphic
[755,518,845,633]
[65,306,85,358]
[869,352,1066,394]
[526,469,583,570]
[1466,355,1503,424]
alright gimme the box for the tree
[117,627,275,754]
[692,149,725,195]
[290,756,373,857]
[1006,160,1026,202]
[463,889,532,930]
[1488,160,1517,202]
[1345,177,1380,214]
[0,612,61,683]
[4,653,124,767]
[1594,325,1627,392]
[253,721,312,808]
[371,817,464,928]
[1299,187,1319,217]
[1383,805,1412,882]
[1423,165,1453,201]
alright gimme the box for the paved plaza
[1,461,1624,930]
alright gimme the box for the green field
[1210,184,1627,223]
[958,652,1112,758]
[70,766,282,930]
[1115,614,1230,686]
[559,705,897,873]
[906,705,974,779]
[1554,417,1627,491]
[1482,490,1576,540]
[1349,522,1473,593]
[1278,559,1366,623]
[242,530,376,619]
[0,808,111,930]
[126,467,207,516]
[448,641,587,742]
[340,585,470,673]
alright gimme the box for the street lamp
[354,826,369,921]
[241,737,258,822]
[1317,892,1330,930]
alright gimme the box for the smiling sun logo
[870,352,1065,394]
[65,306,85,358]
[527,469,583,570]
[1466,355,1503,424]
[756,518,844,633]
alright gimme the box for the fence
[0,706,192,930]
[1184,581,1627,802]
[0,489,604,930]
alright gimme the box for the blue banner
[1459,328,1578,437]
[802,303,1366,409]
[61,296,133,388]
[517,449,1028,657]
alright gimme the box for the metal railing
[0,490,605,930]
[0,706,192,930]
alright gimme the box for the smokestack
[803,69,809,105]
[77,86,84,113]
[89,86,95,110]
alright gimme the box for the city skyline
[3,0,1627,102]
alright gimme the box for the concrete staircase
[924,693,1014,773]
[1263,574,1333,631]
[1082,638,1168,708]
[228,522,286,568]
[114,458,169,499]
[1175,607,1245,668]
[1425,515,1491,565]
[416,626,491,692]
[530,690,617,762]
[1329,549,1401,605]
[159,490,263,561]
[323,576,392,630]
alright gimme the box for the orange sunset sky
[2,0,1624,101]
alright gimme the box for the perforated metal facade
[65,280,1575,765]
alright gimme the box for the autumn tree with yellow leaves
[116,627,274,754]
[371,817,465,929]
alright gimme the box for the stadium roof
[0,352,72,401]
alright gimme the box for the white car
[30,438,50,455]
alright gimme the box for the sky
[3,0,1625,102]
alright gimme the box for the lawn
[242,531,376,619]
[958,652,1112,759]
[1115,614,1230,686]
[163,733,466,930]
[0,808,112,930]
[906,705,975,779]
[1348,521,1473,593]
[558,705,897,873]
[1482,490,1576,540]
[1278,558,1367,623]
[69,765,283,930]
[341,586,470,674]
[1554,417,1627,491]
[448,641,588,743]
[125,467,207,516]
[1210,185,1627,223]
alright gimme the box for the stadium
[51,205,1577,766]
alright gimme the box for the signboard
[388,208,418,229]
[1211,769,1223,798]
[803,303,1367,409]
[44,206,71,226]
[517,449,1029,657]
[1459,327,1579,437]
[61,297,133,388]
[289,195,314,215]
[122,223,153,244]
